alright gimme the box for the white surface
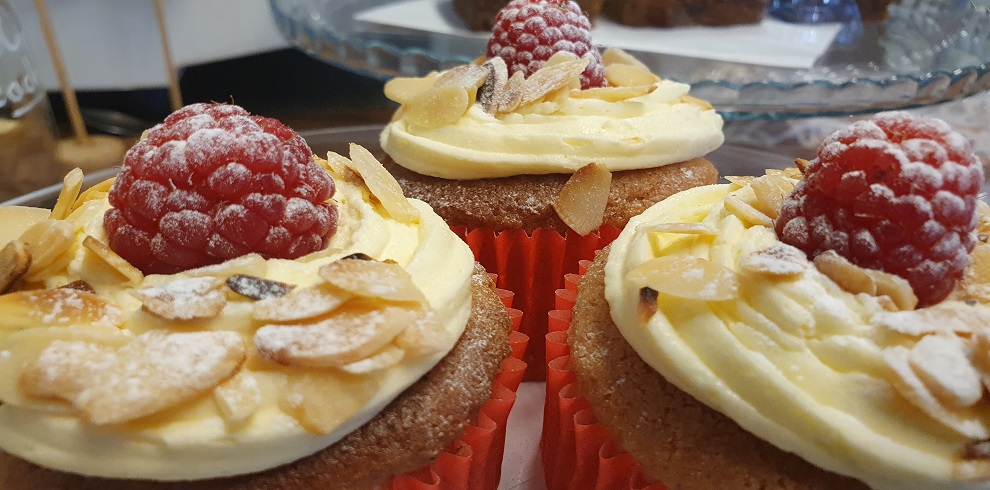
[7,0,288,91]
[354,0,843,69]
[500,381,546,490]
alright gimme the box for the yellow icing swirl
[0,168,475,480]
[381,78,724,180]
[605,182,990,490]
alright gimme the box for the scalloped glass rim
[270,0,990,121]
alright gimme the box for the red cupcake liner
[541,261,667,490]
[450,225,621,380]
[389,286,528,490]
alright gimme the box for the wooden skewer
[154,0,183,111]
[33,0,87,145]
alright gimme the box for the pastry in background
[380,0,722,378]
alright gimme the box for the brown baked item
[0,265,512,490]
[603,0,768,27]
[567,249,868,489]
[384,156,717,234]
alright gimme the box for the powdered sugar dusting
[131,277,226,320]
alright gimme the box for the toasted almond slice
[795,159,811,174]
[0,240,30,293]
[322,153,349,177]
[72,177,115,211]
[131,277,226,321]
[434,63,488,92]
[865,268,917,311]
[552,162,612,236]
[213,370,262,425]
[638,287,659,325]
[339,345,406,374]
[226,274,294,300]
[253,283,352,322]
[909,334,983,408]
[724,195,774,228]
[884,346,988,439]
[405,84,471,129]
[384,72,441,105]
[393,307,449,358]
[972,330,990,393]
[875,306,990,337]
[22,330,247,425]
[1,325,129,410]
[19,219,74,281]
[59,279,95,293]
[520,57,589,107]
[347,144,420,223]
[182,253,267,279]
[82,236,143,286]
[605,63,660,87]
[636,222,718,235]
[601,47,650,71]
[319,258,426,304]
[478,57,509,113]
[50,168,84,221]
[570,85,655,102]
[750,176,787,219]
[741,243,810,278]
[724,175,757,187]
[627,255,739,301]
[498,71,525,113]
[679,95,714,111]
[814,251,876,296]
[954,459,990,481]
[0,289,121,330]
[255,304,413,368]
[280,371,379,435]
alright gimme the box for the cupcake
[0,104,526,489]
[381,0,723,377]
[544,112,990,489]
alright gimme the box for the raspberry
[105,103,337,275]
[486,0,607,89]
[776,112,984,307]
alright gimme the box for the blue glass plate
[270,0,990,120]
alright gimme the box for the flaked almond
[519,57,588,107]
[82,235,143,286]
[404,84,470,129]
[280,372,378,435]
[498,71,525,113]
[72,177,115,211]
[724,195,773,228]
[605,63,659,87]
[601,47,650,71]
[875,306,990,337]
[627,255,739,301]
[384,72,441,105]
[319,257,426,304]
[750,176,787,219]
[59,279,95,293]
[50,168,84,220]
[679,95,713,111]
[434,63,488,92]
[477,57,509,113]
[795,159,811,174]
[0,289,121,330]
[0,240,30,293]
[724,175,757,187]
[21,329,247,425]
[131,277,226,321]
[964,440,990,459]
[213,370,262,425]
[346,144,420,223]
[339,345,406,374]
[570,85,654,102]
[884,346,988,439]
[635,222,718,236]
[552,162,611,236]
[255,304,412,368]
[741,243,810,278]
[783,167,804,179]
[393,307,448,358]
[182,253,267,279]
[814,250,876,296]
[638,287,659,324]
[226,274,294,300]
[0,325,129,410]
[867,268,918,311]
[19,219,74,282]
[253,282,352,322]
[909,334,983,408]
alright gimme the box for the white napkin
[355,0,844,69]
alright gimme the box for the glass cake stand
[269,0,990,121]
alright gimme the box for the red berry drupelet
[104,103,337,275]
[486,0,607,89]
[776,112,984,307]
